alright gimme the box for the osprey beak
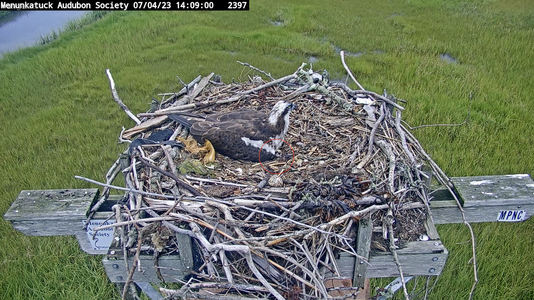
[289,103,297,111]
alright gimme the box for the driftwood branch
[105,69,141,125]
[340,50,365,90]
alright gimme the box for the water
[440,53,458,64]
[0,11,87,55]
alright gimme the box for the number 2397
[228,2,248,9]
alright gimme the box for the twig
[121,206,143,300]
[205,197,349,240]
[161,75,202,105]
[321,202,425,229]
[105,69,141,125]
[144,209,197,239]
[93,216,175,231]
[395,110,416,165]
[386,208,410,300]
[136,156,203,197]
[403,90,473,130]
[160,282,269,294]
[377,140,396,192]
[237,61,275,81]
[340,50,365,90]
[185,175,249,187]
[138,71,300,118]
[330,83,405,110]
[75,175,187,200]
[357,103,386,168]
[83,155,123,228]
[290,238,329,299]
[188,222,285,300]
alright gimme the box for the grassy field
[0,0,533,299]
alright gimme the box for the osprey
[169,101,297,162]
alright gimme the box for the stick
[357,103,386,168]
[93,216,175,231]
[161,282,268,293]
[395,110,416,164]
[320,202,425,229]
[340,50,365,90]
[136,156,203,197]
[205,197,348,239]
[144,209,197,239]
[161,75,202,105]
[105,69,141,125]
[185,175,249,187]
[83,155,123,228]
[386,208,410,300]
[330,83,405,110]
[237,61,275,81]
[121,206,143,300]
[290,239,329,299]
[377,140,396,192]
[75,175,188,200]
[138,72,299,118]
[182,73,214,104]
[188,222,285,300]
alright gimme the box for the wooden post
[353,218,373,287]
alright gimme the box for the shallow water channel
[0,11,87,56]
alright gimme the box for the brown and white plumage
[169,101,296,162]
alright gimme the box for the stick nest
[99,64,434,299]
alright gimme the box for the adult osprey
[169,101,296,162]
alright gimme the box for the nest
[90,63,435,299]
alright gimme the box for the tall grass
[0,1,533,299]
[37,12,110,45]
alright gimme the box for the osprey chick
[170,100,296,162]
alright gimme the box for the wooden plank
[338,241,448,278]
[3,189,99,236]
[103,255,189,283]
[353,218,372,287]
[101,239,448,284]
[452,174,534,206]
[430,174,534,224]
[424,214,440,240]
[176,233,195,273]
[324,277,359,298]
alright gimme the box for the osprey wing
[193,119,275,161]
[206,109,266,122]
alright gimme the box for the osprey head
[268,101,297,126]
[266,100,296,152]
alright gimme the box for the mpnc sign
[82,219,115,251]
[497,210,527,222]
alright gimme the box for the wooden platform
[4,174,533,299]
[430,174,534,224]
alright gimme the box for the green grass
[1,1,533,299]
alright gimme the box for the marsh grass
[37,12,110,46]
[0,1,533,299]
